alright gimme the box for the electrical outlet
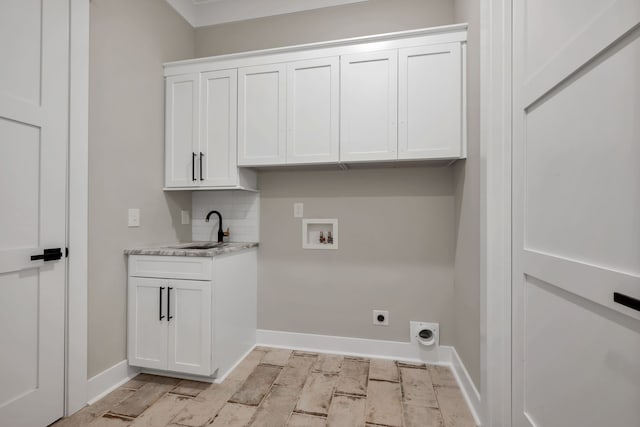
[128,208,140,227]
[181,210,190,225]
[373,310,389,326]
[294,202,304,218]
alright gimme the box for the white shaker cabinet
[165,74,199,187]
[128,277,212,376]
[199,70,240,187]
[165,70,256,190]
[127,250,257,380]
[286,57,340,164]
[398,43,464,159]
[238,64,287,166]
[340,50,398,162]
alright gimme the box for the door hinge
[66,247,69,258]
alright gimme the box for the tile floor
[52,347,476,427]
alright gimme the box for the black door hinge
[66,247,69,258]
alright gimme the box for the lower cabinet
[127,250,257,379]
[128,277,212,375]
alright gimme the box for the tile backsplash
[192,191,260,243]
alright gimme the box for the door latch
[31,248,63,262]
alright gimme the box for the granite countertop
[124,242,258,257]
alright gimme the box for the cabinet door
[166,280,212,376]
[238,64,287,166]
[398,43,463,159]
[165,74,199,187]
[128,278,168,370]
[340,50,398,162]
[286,57,339,164]
[200,70,238,186]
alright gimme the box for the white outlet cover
[128,208,140,227]
[373,310,389,326]
[181,210,190,225]
[294,202,303,218]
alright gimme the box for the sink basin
[168,242,224,250]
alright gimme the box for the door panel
[513,1,640,426]
[340,50,398,162]
[238,64,287,166]
[0,1,68,425]
[0,0,42,105]
[127,278,168,370]
[167,280,212,376]
[165,74,198,188]
[398,43,462,159]
[286,57,339,164]
[200,70,238,187]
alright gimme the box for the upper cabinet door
[200,70,238,187]
[165,74,199,188]
[286,57,340,164]
[340,50,398,162]
[398,43,463,160]
[238,64,287,166]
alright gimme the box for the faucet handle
[223,227,230,237]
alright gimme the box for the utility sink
[168,242,225,250]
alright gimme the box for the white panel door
[165,73,198,188]
[200,69,238,186]
[127,278,168,370]
[340,50,397,162]
[166,280,212,376]
[512,1,640,426]
[238,64,287,166]
[0,1,68,426]
[286,57,340,164]
[398,43,463,160]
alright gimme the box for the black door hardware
[167,287,173,321]
[199,152,204,181]
[614,292,640,312]
[31,248,63,262]
[159,287,165,321]
[192,152,196,181]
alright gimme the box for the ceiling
[165,0,369,27]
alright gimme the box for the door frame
[479,0,513,426]
[66,0,90,416]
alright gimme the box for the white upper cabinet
[200,70,238,186]
[340,50,398,162]
[165,25,468,174]
[286,57,340,164]
[398,43,463,159]
[238,64,287,166]
[165,74,198,188]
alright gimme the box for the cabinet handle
[159,287,165,321]
[167,287,173,321]
[192,152,196,181]
[199,152,204,181]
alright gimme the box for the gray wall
[258,168,456,343]
[452,0,481,388]
[195,0,455,56]
[88,0,194,377]
[194,0,459,344]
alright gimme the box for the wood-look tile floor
[52,347,476,427]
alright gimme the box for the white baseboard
[257,329,482,426]
[87,360,139,405]
[448,347,482,426]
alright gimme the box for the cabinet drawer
[129,255,213,281]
